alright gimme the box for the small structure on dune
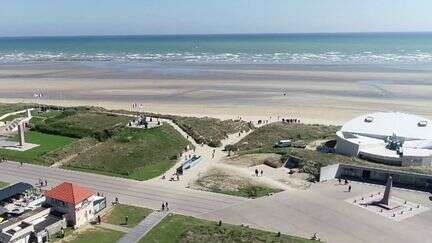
[128,114,162,129]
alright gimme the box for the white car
[274,139,291,148]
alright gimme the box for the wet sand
[1,63,432,125]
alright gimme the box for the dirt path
[98,110,290,191]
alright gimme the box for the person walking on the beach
[162,203,165,211]
[255,169,259,177]
[348,184,352,192]
[165,202,169,211]
[260,170,263,177]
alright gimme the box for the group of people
[282,118,301,123]
[162,172,180,182]
[338,177,352,192]
[169,172,180,181]
[256,116,302,125]
[254,169,264,177]
[38,178,48,187]
[161,201,169,211]
[257,119,269,125]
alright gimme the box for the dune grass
[0,131,75,164]
[137,112,253,147]
[234,122,339,153]
[170,116,253,147]
[141,214,314,243]
[0,103,34,117]
[63,124,191,180]
[33,108,130,140]
[40,137,99,166]
[103,204,153,228]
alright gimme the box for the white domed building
[335,112,432,166]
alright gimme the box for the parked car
[274,139,291,148]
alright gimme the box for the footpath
[117,211,169,243]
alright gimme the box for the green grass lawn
[0,131,75,164]
[141,214,314,243]
[0,181,9,188]
[103,204,152,228]
[64,124,191,180]
[63,227,123,243]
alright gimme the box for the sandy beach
[1,63,432,125]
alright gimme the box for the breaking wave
[1,51,432,65]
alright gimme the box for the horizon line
[1,30,432,39]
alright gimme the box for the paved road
[2,162,432,243]
[200,181,432,243]
[0,161,247,216]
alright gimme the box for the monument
[346,174,429,221]
[378,176,392,206]
[372,176,399,210]
[18,122,25,147]
[26,109,32,119]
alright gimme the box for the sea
[0,32,432,66]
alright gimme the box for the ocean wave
[1,51,432,64]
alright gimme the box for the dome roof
[340,112,432,140]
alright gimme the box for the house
[0,207,66,243]
[0,182,106,243]
[44,182,105,228]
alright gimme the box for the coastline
[1,63,432,125]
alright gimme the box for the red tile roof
[45,182,93,205]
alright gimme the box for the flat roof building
[336,112,432,166]
[0,183,33,204]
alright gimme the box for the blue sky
[0,0,431,36]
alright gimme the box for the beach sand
[1,63,431,125]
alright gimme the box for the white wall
[335,131,359,157]
[319,164,340,182]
